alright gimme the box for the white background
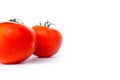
[0,0,120,80]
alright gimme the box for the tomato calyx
[39,21,55,27]
[9,18,24,24]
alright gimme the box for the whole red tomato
[32,22,62,57]
[0,20,36,64]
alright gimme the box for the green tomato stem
[9,18,23,24]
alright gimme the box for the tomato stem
[39,23,42,26]
[44,21,55,27]
[9,18,24,24]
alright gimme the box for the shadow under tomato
[0,54,62,65]
[22,54,60,64]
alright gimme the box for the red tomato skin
[32,26,62,57]
[0,22,36,64]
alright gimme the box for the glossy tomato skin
[0,22,36,64]
[32,26,62,57]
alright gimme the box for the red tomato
[0,21,36,64]
[32,22,62,57]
